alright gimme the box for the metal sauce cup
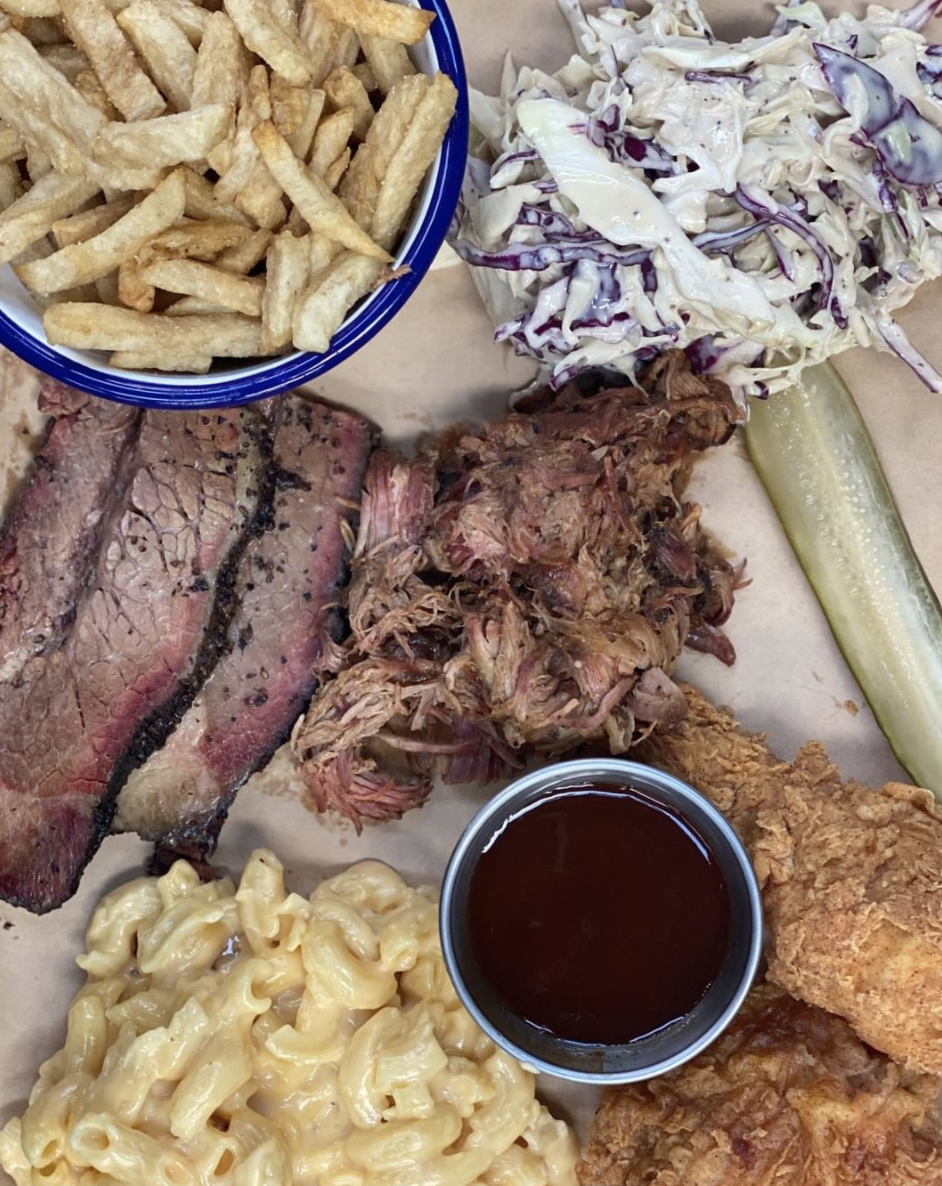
[440,758,763,1084]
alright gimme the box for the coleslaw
[452,0,942,399]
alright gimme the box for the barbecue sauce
[466,785,731,1046]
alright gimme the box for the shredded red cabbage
[452,237,650,272]
[735,186,836,313]
[901,0,942,32]
[691,220,770,255]
[457,0,942,399]
[575,107,678,174]
[685,335,742,374]
[877,318,942,392]
[816,44,942,186]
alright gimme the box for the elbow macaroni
[1,852,578,1186]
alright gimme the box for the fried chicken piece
[638,686,942,1074]
[578,984,942,1186]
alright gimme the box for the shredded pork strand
[292,351,743,828]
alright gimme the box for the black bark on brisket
[0,381,141,684]
[0,407,265,913]
[113,396,376,861]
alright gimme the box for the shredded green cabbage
[453,0,942,399]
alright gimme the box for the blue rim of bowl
[0,0,469,409]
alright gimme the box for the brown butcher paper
[2,0,942,1153]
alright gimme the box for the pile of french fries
[0,0,458,373]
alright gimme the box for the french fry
[252,120,390,261]
[208,63,281,222]
[94,163,166,192]
[59,0,166,121]
[216,226,271,273]
[116,0,198,113]
[0,126,25,163]
[356,31,413,93]
[235,158,286,230]
[0,160,20,213]
[0,0,59,18]
[138,257,264,316]
[37,43,90,82]
[323,147,349,191]
[182,167,251,225]
[269,77,305,139]
[371,72,456,251]
[164,295,230,315]
[271,75,324,159]
[141,219,253,263]
[351,60,377,92]
[94,270,121,304]
[339,147,378,229]
[0,172,98,266]
[338,71,426,228]
[0,29,104,176]
[307,234,341,276]
[363,72,427,179]
[11,234,55,268]
[25,15,67,41]
[44,302,268,356]
[117,257,155,311]
[324,65,373,140]
[311,0,433,46]
[214,64,270,203]
[310,107,355,178]
[110,349,213,371]
[292,249,382,352]
[95,104,233,171]
[191,12,249,111]
[18,254,117,314]
[15,169,185,292]
[267,0,296,37]
[299,4,357,88]
[26,144,53,181]
[10,237,95,313]
[31,280,101,309]
[146,0,209,46]
[260,227,308,351]
[74,69,119,119]
[223,0,311,86]
[52,196,134,247]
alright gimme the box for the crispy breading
[639,686,942,1074]
[578,984,942,1186]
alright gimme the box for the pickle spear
[744,361,942,796]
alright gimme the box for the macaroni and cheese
[0,852,578,1186]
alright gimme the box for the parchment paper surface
[2,0,942,1159]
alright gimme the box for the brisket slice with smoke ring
[0,407,265,913]
[113,396,376,861]
[0,381,141,684]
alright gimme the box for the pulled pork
[292,352,744,827]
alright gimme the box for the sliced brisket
[0,406,265,913]
[113,396,375,857]
[0,381,141,684]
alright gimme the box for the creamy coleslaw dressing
[517,98,815,342]
[453,0,942,398]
